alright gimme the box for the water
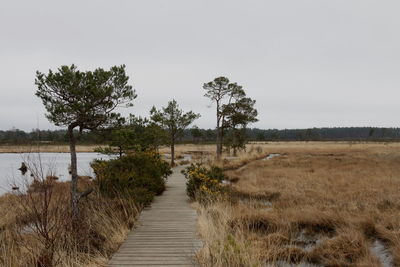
[370,239,394,267]
[0,152,109,195]
[263,153,282,160]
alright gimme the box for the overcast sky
[0,0,399,131]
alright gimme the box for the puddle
[263,153,282,160]
[291,229,324,252]
[181,154,192,162]
[21,223,36,234]
[370,239,394,267]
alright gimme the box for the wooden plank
[108,166,200,267]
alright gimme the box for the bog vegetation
[191,142,400,267]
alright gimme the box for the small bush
[91,152,172,205]
[183,163,227,201]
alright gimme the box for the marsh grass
[0,156,140,267]
[194,142,400,266]
[0,183,139,266]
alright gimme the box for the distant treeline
[1,127,399,145]
[0,128,107,145]
[181,127,400,142]
[244,127,400,141]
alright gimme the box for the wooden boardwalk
[108,166,201,267]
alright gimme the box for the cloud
[0,0,399,130]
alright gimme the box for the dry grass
[195,142,400,267]
[0,178,139,266]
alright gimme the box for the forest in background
[1,126,399,145]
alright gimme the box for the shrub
[183,163,227,201]
[91,152,172,205]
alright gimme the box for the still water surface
[0,152,109,195]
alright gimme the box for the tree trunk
[216,104,222,159]
[216,127,223,158]
[68,127,79,226]
[216,128,220,158]
[170,137,175,167]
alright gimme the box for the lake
[0,152,110,195]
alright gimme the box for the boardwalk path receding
[108,165,201,267]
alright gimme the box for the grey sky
[1,0,399,131]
